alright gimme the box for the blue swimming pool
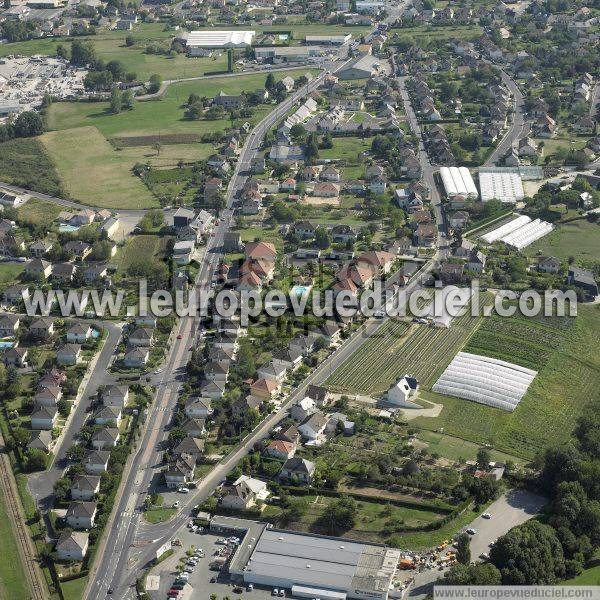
[91,328,100,338]
[291,285,312,298]
[59,224,80,233]
[0,341,15,349]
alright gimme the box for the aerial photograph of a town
[0,0,599,597]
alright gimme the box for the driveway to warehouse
[408,489,547,599]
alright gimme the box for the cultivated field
[40,126,158,209]
[326,304,486,395]
[524,217,600,263]
[413,307,600,459]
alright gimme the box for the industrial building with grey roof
[225,518,401,599]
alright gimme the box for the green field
[525,217,600,263]
[327,305,485,395]
[0,137,65,197]
[413,307,599,459]
[60,575,88,600]
[562,559,600,585]
[388,24,483,42]
[17,198,62,225]
[115,234,167,276]
[40,126,158,209]
[0,492,30,599]
[0,263,24,286]
[143,507,177,524]
[320,136,374,163]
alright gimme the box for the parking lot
[150,529,287,600]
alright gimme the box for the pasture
[524,217,600,263]
[17,198,62,225]
[40,126,158,209]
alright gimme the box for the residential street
[27,320,122,512]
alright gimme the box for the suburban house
[568,266,599,300]
[56,531,89,561]
[27,430,53,453]
[537,256,561,274]
[30,317,54,339]
[30,405,58,430]
[266,439,296,460]
[91,428,120,449]
[386,375,420,408]
[83,450,110,474]
[173,436,205,461]
[70,475,101,501]
[298,411,328,441]
[164,453,196,489]
[220,475,270,510]
[123,347,149,367]
[184,397,214,419]
[25,258,52,280]
[249,378,281,400]
[291,397,317,422]
[232,396,263,420]
[128,328,154,347]
[181,418,207,438]
[102,385,129,407]
[66,501,97,529]
[66,323,92,343]
[306,384,332,408]
[94,405,122,427]
[56,344,82,366]
[279,457,316,484]
[4,347,28,367]
[257,361,287,382]
[34,386,62,407]
[0,314,20,337]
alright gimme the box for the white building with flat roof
[186,30,255,54]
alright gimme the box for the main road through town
[85,57,353,600]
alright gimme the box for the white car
[178,487,189,493]
[482,513,492,519]
[466,528,477,535]
[172,501,180,508]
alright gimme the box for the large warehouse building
[216,517,401,599]
[186,30,255,54]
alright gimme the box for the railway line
[0,433,47,600]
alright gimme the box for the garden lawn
[115,234,166,276]
[0,263,24,286]
[524,217,600,264]
[320,136,374,162]
[143,507,177,524]
[60,575,89,600]
[0,492,30,600]
[40,126,158,209]
[17,198,62,225]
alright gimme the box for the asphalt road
[27,321,122,512]
[407,489,547,599]
[85,60,351,599]
[484,68,527,167]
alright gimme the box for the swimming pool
[291,285,312,298]
[0,341,15,349]
[59,224,80,233]
[91,328,100,339]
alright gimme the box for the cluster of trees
[0,111,44,143]
[0,20,36,42]
[446,396,600,587]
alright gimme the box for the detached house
[164,453,196,489]
[30,317,54,339]
[57,344,82,366]
[221,475,270,510]
[31,405,58,430]
[66,323,92,343]
[70,475,101,501]
[56,531,89,561]
[66,501,97,529]
[280,457,316,484]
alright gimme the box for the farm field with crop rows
[326,299,488,395]
[413,305,600,459]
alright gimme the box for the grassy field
[0,263,24,286]
[0,137,64,197]
[320,136,374,162]
[0,492,30,599]
[40,126,158,209]
[525,217,600,263]
[17,198,62,225]
[413,307,600,459]
[326,305,486,395]
[562,559,600,585]
[389,24,483,42]
[60,575,89,600]
[46,70,309,138]
[263,494,448,543]
[115,234,166,275]
[143,507,177,524]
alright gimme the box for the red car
[177,334,182,339]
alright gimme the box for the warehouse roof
[240,528,400,595]
[186,30,255,48]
